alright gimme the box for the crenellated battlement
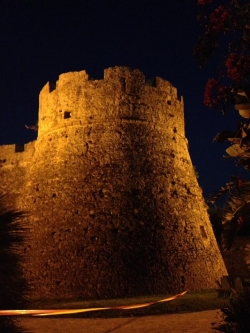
[0,141,35,168]
[37,67,184,139]
[1,67,227,300]
[0,66,184,169]
[40,67,182,99]
[0,141,35,198]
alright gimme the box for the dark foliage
[195,0,250,111]
[207,206,224,241]
[213,130,238,143]
[218,288,250,333]
[0,194,30,333]
[194,2,250,331]
[212,116,250,171]
[208,177,250,251]
[207,178,237,204]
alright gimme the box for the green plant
[208,177,250,252]
[195,0,250,113]
[194,2,250,331]
[213,108,250,171]
[207,184,250,333]
[218,287,250,333]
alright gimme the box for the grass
[27,289,230,318]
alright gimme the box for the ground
[20,309,225,333]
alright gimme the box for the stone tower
[0,67,227,300]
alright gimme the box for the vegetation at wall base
[0,194,29,333]
[218,287,250,333]
[194,2,250,331]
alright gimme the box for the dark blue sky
[0,0,246,199]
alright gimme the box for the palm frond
[0,193,29,333]
[221,181,250,224]
[207,181,236,204]
[220,224,241,251]
[0,194,29,307]
[208,180,250,252]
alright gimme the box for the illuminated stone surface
[0,67,227,300]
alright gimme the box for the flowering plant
[209,5,231,32]
[197,7,250,331]
[197,0,212,5]
[204,78,229,108]
[194,0,250,111]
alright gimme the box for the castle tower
[14,66,227,299]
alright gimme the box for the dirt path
[20,309,225,333]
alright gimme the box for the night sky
[0,0,247,199]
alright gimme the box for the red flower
[237,216,244,226]
[225,53,250,82]
[238,178,243,186]
[204,78,228,108]
[197,0,212,5]
[210,6,230,32]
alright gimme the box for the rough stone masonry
[0,66,227,300]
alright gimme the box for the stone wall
[0,67,227,300]
[0,142,35,200]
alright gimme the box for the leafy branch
[208,179,250,250]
